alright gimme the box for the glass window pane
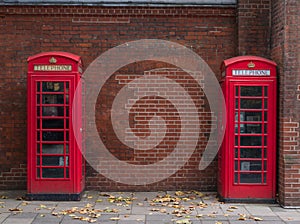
[235,86,239,96]
[37,156,40,165]
[240,136,262,146]
[42,119,64,129]
[235,136,239,146]
[240,160,262,171]
[245,123,262,134]
[240,148,262,158]
[42,156,65,166]
[37,144,40,154]
[37,82,40,92]
[240,99,262,109]
[42,82,64,92]
[37,168,40,178]
[234,173,238,183]
[42,106,64,116]
[240,173,262,183]
[66,168,69,178]
[42,168,64,178]
[42,131,64,141]
[264,86,268,96]
[42,94,64,104]
[36,95,40,104]
[235,99,238,109]
[240,86,262,96]
[245,111,262,121]
[66,144,69,154]
[42,144,64,154]
[235,161,238,170]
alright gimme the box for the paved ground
[0,190,299,224]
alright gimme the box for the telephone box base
[25,193,82,201]
[218,194,276,204]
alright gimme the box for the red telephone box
[218,56,277,202]
[27,52,85,200]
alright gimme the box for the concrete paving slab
[2,212,37,224]
[245,204,277,216]
[31,213,64,224]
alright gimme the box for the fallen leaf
[9,208,22,212]
[110,217,120,221]
[253,217,263,221]
[196,214,203,218]
[238,214,247,220]
[40,214,45,217]
[175,218,192,224]
[215,222,223,224]
[229,206,238,209]
[175,191,185,196]
[96,199,102,203]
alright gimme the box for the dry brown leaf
[175,191,185,196]
[9,208,22,212]
[253,217,263,221]
[229,206,238,209]
[196,214,203,218]
[110,217,120,221]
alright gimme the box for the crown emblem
[49,57,57,64]
[247,61,255,68]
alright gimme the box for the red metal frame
[218,56,277,201]
[27,52,84,197]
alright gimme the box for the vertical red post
[218,56,277,202]
[27,52,84,200]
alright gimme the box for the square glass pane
[42,131,64,141]
[42,144,64,154]
[240,136,262,146]
[37,156,40,165]
[42,106,64,116]
[42,94,64,104]
[240,86,262,96]
[66,144,69,154]
[240,148,262,158]
[37,106,40,116]
[42,168,64,178]
[42,156,64,166]
[245,123,262,134]
[42,119,64,129]
[235,99,238,109]
[42,82,64,92]
[240,173,262,183]
[240,99,262,109]
[240,160,262,171]
[245,111,262,121]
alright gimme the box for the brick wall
[237,0,271,57]
[0,5,236,190]
[271,0,300,207]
